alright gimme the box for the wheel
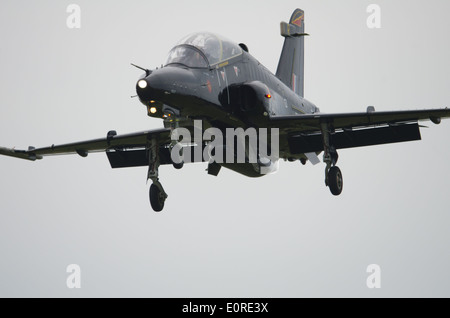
[328,166,343,196]
[149,184,165,212]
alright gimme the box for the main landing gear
[147,135,168,212]
[321,123,343,196]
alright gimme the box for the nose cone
[136,66,197,104]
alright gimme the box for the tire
[328,166,343,196]
[149,184,165,212]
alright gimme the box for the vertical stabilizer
[276,9,308,97]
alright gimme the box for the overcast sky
[1,0,450,297]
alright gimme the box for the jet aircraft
[1,9,449,212]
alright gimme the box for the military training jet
[1,9,450,212]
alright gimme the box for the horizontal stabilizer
[280,21,309,38]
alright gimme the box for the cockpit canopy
[165,32,243,68]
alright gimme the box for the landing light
[150,107,157,114]
[138,80,148,89]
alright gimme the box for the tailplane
[276,9,308,97]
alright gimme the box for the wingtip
[0,146,38,161]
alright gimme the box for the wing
[0,128,173,167]
[270,108,450,131]
[269,108,450,156]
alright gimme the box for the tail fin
[276,9,308,97]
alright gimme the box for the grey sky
[0,0,449,297]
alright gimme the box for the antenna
[131,63,151,76]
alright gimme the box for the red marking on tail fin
[291,12,304,27]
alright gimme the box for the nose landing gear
[146,113,186,212]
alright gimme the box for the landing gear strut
[321,123,343,196]
[147,135,168,212]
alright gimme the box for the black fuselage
[135,36,320,177]
[137,49,318,131]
